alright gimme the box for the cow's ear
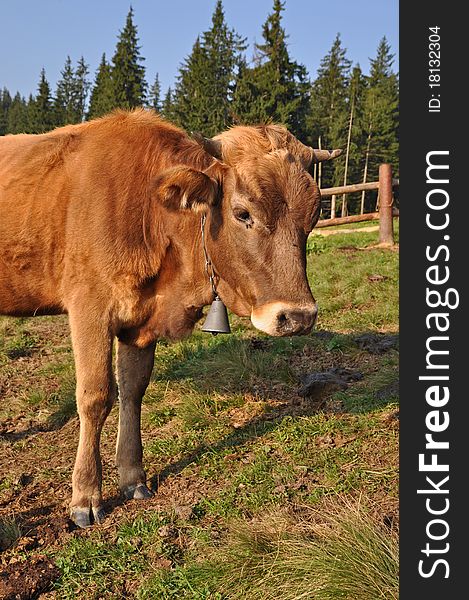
[151,166,218,212]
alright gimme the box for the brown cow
[0,109,340,527]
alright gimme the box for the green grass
[46,375,77,427]
[1,328,38,360]
[55,512,179,599]
[0,228,399,598]
[308,230,399,331]
[150,335,297,393]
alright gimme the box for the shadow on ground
[143,330,399,491]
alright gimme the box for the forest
[0,1,398,214]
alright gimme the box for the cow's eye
[234,209,253,227]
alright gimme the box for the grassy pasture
[0,223,399,599]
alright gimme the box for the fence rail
[317,164,398,245]
[315,208,399,229]
[319,178,400,197]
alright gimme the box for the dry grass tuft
[0,515,22,551]
[178,496,399,600]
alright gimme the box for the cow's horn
[310,148,343,163]
[192,132,223,161]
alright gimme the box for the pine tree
[232,0,309,139]
[308,34,351,188]
[147,73,161,112]
[29,69,54,133]
[111,7,147,109]
[0,88,12,135]
[6,92,29,134]
[88,53,116,119]
[171,1,245,136]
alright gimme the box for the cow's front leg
[69,311,116,528]
[116,340,156,500]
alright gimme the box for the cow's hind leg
[116,341,156,500]
[69,311,116,528]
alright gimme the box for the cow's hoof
[70,505,106,528]
[122,483,154,501]
[93,505,107,524]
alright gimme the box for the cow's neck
[179,212,218,309]
[152,211,216,338]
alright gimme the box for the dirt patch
[354,333,399,354]
[0,555,60,599]
[362,242,399,252]
[298,368,364,398]
[337,246,358,255]
[375,380,399,402]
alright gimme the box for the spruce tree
[230,58,257,123]
[232,0,309,139]
[73,56,90,122]
[26,94,35,132]
[200,0,246,133]
[147,73,161,112]
[335,64,366,214]
[308,34,351,187]
[171,37,209,132]
[54,56,90,125]
[6,93,29,134]
[29,69,54,133]
[111,7,147,109]
[362,36,399,189]
[0,88,12,135]
[88,53,116,119]
[161,86,174,119]
[54,56,76,125]
[171,1,245,136]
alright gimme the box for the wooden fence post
[378,164,394,245]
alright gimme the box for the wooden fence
[317,164,399,245]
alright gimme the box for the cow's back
[0,129,80,315]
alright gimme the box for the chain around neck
[200,213,217,298]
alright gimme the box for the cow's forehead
[231,151,316,209]
[215,124,312,168]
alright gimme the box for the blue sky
[1,1,398,98]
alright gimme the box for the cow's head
[154,125,341,337]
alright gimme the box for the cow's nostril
[277,311,296,334]
[275,307,317,336]
[251,303,318,336]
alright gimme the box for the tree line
[0,1,398,214]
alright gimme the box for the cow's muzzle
[250,302,318,336]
